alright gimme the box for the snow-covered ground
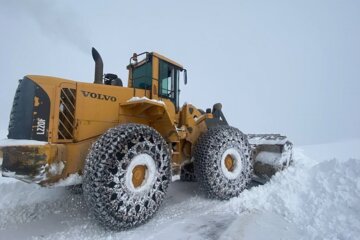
[0,139,359,240]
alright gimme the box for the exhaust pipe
[92,47,103,84]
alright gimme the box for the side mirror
[183,69,188,85]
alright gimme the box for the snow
[226,152,360,239]
[220,148,243,179]
[254,151,282,166]
[48,162,65,176]
[247,134,289,145]
[52,174,83,187]
[0,139,48,147]
[219,211,303,240]
[127,96,165,105]
[124,153,156,192]
[171,174,180,182]
[0,139,359,239]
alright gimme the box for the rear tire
[194,126,252,200]
[83,123,171,230]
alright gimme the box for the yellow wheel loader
[0,48,292,230]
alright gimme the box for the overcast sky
[0,0,359,145]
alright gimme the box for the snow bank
[219,211,303,240]
[0,140,359,239]
[225,151,360,239]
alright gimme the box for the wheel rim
[220,148,243,179]
[224,155,235,171]
[125,153,156,192]
[132,165,147,188]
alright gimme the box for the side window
[132,61,152,90]
[159,60,179,110]
[159,61,174,98]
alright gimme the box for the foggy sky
[0,0,359,145]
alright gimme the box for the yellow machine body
[1,52,211,185]
[0,50,292,186]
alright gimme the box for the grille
[8,79,23,138]
[58,88,76,140]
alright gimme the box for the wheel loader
[0,48,292,230]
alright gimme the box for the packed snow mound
[0,139,359,239]
[219,210,303,240]
[226,152,360,239]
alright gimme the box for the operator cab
[127,52,187,111]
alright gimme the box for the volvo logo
[81,90,117,102]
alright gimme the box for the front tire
[194,126,252,200]
[83,123,171,230]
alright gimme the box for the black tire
[180,163,196,182]
[193,126,252,200]
[82,123,171,230]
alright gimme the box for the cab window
[159,60,179,110]
[132,60,152,90]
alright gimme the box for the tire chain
[194,126,253,200]
[83,123,171,230]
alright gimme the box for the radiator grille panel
[58,88,76,140]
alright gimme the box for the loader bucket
[0,141,66,185]
[247,134,293,183]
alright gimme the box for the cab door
[158,60,180,111]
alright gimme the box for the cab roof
[151,52,183,70]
